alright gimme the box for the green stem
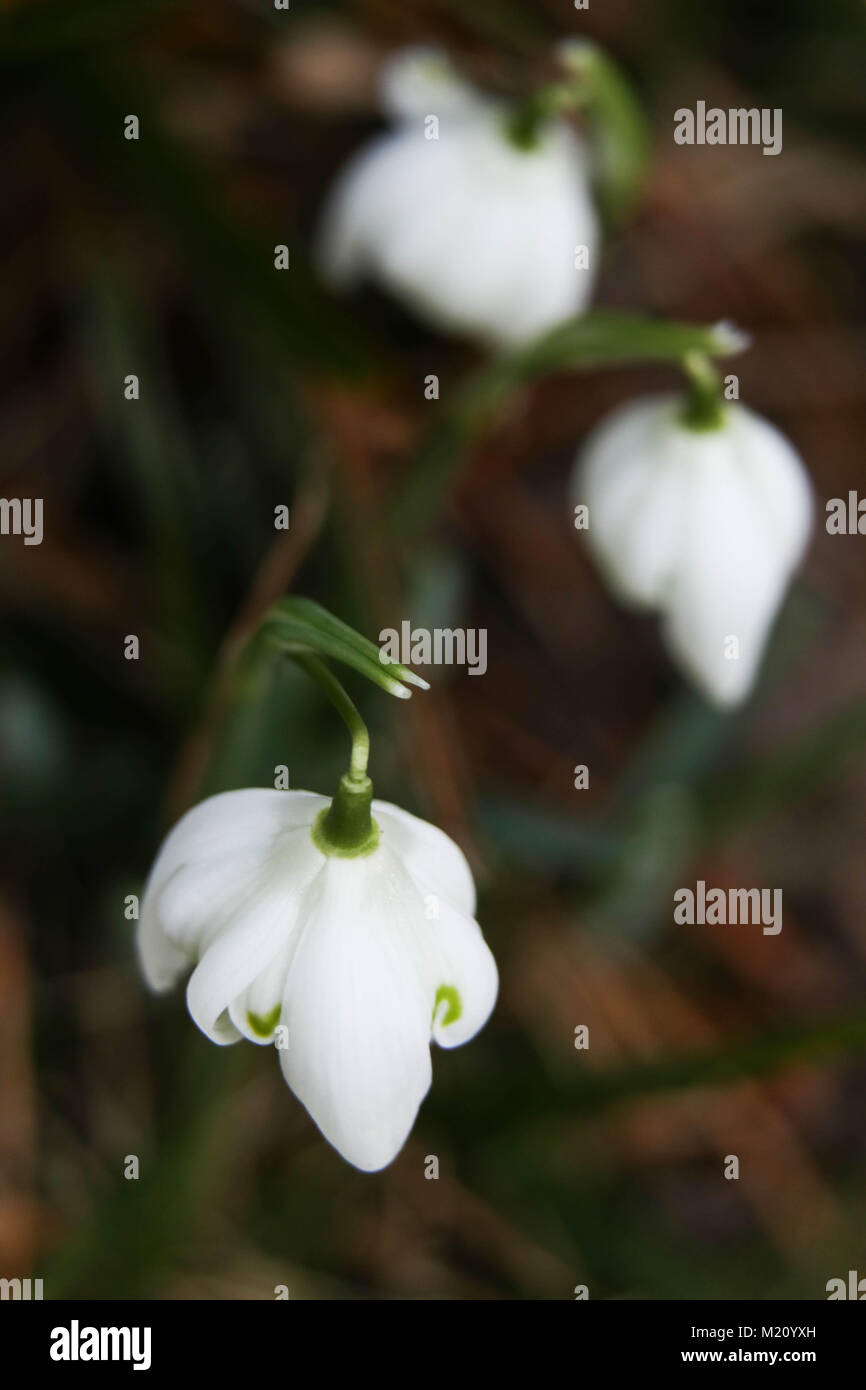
[297,653,369,781]
[312,772,378,857]
[680,352,726,431]
[505,90,559,150]
[296,654,378,856]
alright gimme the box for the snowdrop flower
[573,389,813,705]
[318,45,599,348]
[138,784,497,1172]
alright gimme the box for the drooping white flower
[318,46,599,348]
[137,787,497,1172]
[573,396,813,705]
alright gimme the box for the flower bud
[318,46,599,347]
[573,396,813,704]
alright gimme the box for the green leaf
[257,597,427,700]
[512,312,747,378]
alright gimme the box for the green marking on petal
[434,984,462,1027]
[247,1003,281,1038]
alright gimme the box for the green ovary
[247,1003,281,1037]
[434,984,462,1027]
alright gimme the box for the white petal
[729,406,813,571]
[183,828,324,1046]
[373,799,476,916]
[664,411,811,704]
[488,124,598,344]
[422,896,499,1049]
[137,789,326,991]
[664,458,781,702]
[186,878,295,1044]
[577,395,686,607]
[225,869,321,1048]
[137,898,189,995]
[279,851,433,1172]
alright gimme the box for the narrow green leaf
[512,312,747,378]
[258,598,427,699]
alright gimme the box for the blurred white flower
[318,45,599,347]
[573,396,813,705]
[138,787,497,1172]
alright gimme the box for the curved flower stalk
[317,45,609,348]
[137,600,497,1172]
[572,360,813,705]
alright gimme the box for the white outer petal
[186,829,324,1046]
[421,896,498,1049]
[136,789,326,991]
[279,850,434,1172]
[372,798,476,916]
[577,395,687,606]
[373,803,496,1043]
[727,405,813,570]
[665,407,812,703]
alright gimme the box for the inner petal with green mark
[434,984,462,1027]
[247,1003,282,1038]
